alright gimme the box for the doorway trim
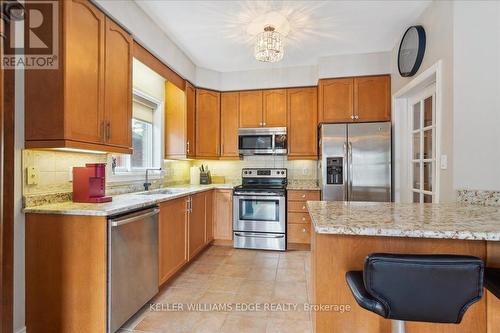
[392,60,443,203]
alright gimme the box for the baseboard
[15,326,26,333]
[287,243,311,251]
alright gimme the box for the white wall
[453,1,500,191]
[318,52,391,79]
[391,0,455,202]
[94,0,196,83]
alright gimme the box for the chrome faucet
[144,168,162,191]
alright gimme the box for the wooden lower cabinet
[159,197,188,285]
[214,189,233,241]
[287,190,320,246]
[206,190,214,242]
[188,192,207,260]
[26,214,107,333]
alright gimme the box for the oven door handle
[234,195,284,200]
[234,232,285,239]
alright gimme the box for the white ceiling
[135,0,431,73]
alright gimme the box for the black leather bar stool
[346,253,484,333]
[485,267,500,299]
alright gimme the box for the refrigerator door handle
[343,142,348,201]
[348,142,353,201]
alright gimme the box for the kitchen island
[307,201,500,333]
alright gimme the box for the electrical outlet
[440,155,448,170]
[26,167,39,185]
[302,168,310,176]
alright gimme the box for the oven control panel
[242,168,287,178]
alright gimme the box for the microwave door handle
[271,134,275,152]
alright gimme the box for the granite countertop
[24,184,235,217]
[286,180,321,191]
[306,201,500,241]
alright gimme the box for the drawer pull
[302,205,306,210]
[302,217,306,221]
[301,194,306,198]
[302,228,306,233]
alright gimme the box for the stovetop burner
[234,168,288,196]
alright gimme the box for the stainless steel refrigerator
[319,122,391,202]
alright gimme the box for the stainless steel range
[233,168,287,251]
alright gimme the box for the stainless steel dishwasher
[107,206,159,333]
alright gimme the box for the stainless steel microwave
[238,127,287,155]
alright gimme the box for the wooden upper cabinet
[354,75,391,122]
[104,17,132,148]
[186,82,196,158]
[25,0,132,154]
[220,92,240,159]
[287,87,318,159]
[164,81,187,158]
[319,78,353,123]
[196,89,220,158]
[239,90,263,128]
[64,0,105,145]
[263,89,287,127]
[159,197,188,285]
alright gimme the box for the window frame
[108,88,164,182]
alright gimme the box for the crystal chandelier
[254,25,284,63]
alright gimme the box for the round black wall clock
[398,25,426,77]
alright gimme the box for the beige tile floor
[118,245,312,333]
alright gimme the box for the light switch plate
[440,155,448,170]
[26,166,39,185]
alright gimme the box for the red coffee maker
[73,163,112,203]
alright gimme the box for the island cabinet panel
[318,78,354,123]
[239,90,263,128]
[486,242,500,333]
[354,75,391,122]
[263,89,287,127]
[287,87,318,160]
[311,234,487,333]
[196,89,221,158]
[213,189,233,241]
[220,92,240,159]
[159,197,188,285]
[26,214,107,333]
[25,0,133,154]
[103,17,132,149]
[188,192,207,260]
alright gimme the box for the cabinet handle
[259,122,262,126]
[263,122,266,126]
[302,217,306,221]
[186,141,190,154]
[354,115,359,120]
[106,122,111,141]
[302,228,306,233]
[301,194,306,198]
[350,115,355,120]
[302,205,306,210]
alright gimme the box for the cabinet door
[104,17,132,148]
[318,78,354,123]
[159,197,188,285]
[205,191,214,243]
[188,193,206,260]
[196,89,220,158]
[165,81,187,158]
[220,92,239,158]
[64,0,105,144]
[239,90,263,127]
[186,82,196,158]
[354,75,391,122]
[213,190,233,240]
[287,87,318,159]
[263,89,287,127]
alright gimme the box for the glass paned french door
[411,93,436,203]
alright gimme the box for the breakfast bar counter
[306,201,500,333]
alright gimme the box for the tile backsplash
[22,149,318,206]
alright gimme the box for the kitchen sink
[136,188,188,196]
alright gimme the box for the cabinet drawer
[288,190,320,201]
[288,224,311,244]
[288,201,309,213]
[288,212,311,224]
